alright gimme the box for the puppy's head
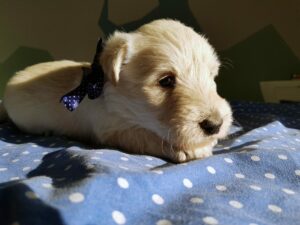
[101,19,232,150]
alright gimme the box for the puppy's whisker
[220,57,234,70]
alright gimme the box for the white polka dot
[117,177,129,189]
[190,197,204,204]
[249,223,258,225]
[216,185,227,191]
[278,154,288,160]
[146,156,153,161]
[224,158,233,163]
[203,216,219,225]
[268,204,282,213]
[56,177,66,182]
[152,194,164,205]
[25,191,38,199]
[251,155,260,161]
[248,144,258,148]
[69,192,85,203]
[47,164,55,169]
[2,152,9,156]
[10,177,20,181]
[112,210,126,224]
[265,173,275,179]
[249,185,262,191]
[156,219,172,225]
[119,165,129,170]
[33,159,41,163]
[22,151,30,155]
[70,154,79,159]
[96,151,103,155]
[183,178,193,188]
[120,157,129,161]
[207,166,216,174]
[145,164,153,168]
[42,151,49,155]
[86,163,96,170]
[64,165,72,171]
[152,170,164,174]
[42,183,53,189]
[55,153,62,158]
[295,170,300,176]
[282,188,295,195]
[22,167,31,171]
[32,144,38,147]
[235,173,245,179]
[12,159,19,163]
[91,156,100,160]
[229,200,243,209]
[0,167,7,172]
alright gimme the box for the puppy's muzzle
[199,119,223,135]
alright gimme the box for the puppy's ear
[100,31,133,86]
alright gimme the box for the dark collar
[60,38,105,111]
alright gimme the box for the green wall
[217,25,300,101]
[1,0,300,101]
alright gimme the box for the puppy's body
[4,61,106,141]
[2,20,232,162]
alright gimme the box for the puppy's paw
[170,140,216,163]
[172,146,213,163]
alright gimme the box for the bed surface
[0,101,300,225]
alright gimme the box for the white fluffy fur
[1,19,232,162]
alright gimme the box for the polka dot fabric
[0,101,299,225]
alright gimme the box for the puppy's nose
[199,119,222,135]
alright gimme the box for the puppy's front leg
[169,139,216,163]
[104,127,170,159]
[104,127,216,163]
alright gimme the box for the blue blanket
[0,101,300,225]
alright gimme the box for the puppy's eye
[159,74,176,88]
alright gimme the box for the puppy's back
[3,60,89,134]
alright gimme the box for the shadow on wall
[0,47,53,97]
[0,0,200,99]
[98,0,202,36]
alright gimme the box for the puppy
[1,19,232,163]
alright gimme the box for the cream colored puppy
[1,19,232,162]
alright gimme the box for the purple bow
[60,39,105,111]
